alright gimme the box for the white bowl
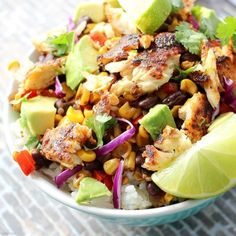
[3,53,216,226]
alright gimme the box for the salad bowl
[4,60,216,226]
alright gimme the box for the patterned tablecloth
[0,0,236,235]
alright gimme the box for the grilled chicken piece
[178,92,213,143]
[105,4,138,36]
[217,55,236,84]
[98,34,140,65]
[142,126,191,171]
[201,45,224,109]
[41,122,93,169]
[24,57,65,90]
[111,44,182,97]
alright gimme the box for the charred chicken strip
[41,122,93,169]
[178,92,213,143]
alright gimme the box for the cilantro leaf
[175,22,207,54]
[232,33,236,52]
[85,114,117,148]
[216,16,236,46]
[25,136,40,151]
[173,65,198,81]
[192,5,220,39]
[46,32,75,57]
[171,0,184,12]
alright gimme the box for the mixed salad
[9,0,236,210]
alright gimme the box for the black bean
[138,95,159,110]
[147,182,163,196]
[32,150,52,169]
[54,99,74,115]
[77,16,93,25]
[135,153,144,166]
[84,160,102,171]
[162,91,188,108]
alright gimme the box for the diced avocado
[76,177,112,204]
[66,35,99,90]
[21,96,57,135]
[74,2,106,24]
[139,104,176,140]
[105,0,121,8]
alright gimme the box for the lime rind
[152,114,236,199]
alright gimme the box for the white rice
[121,183,152,210]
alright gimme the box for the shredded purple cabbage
[55,165,82,188]
[188,15,200,31]
[55,77,66,98]
[95,118,136,157]
[223,77,236,112]
[67,16,76,32]
[113,160,124,209]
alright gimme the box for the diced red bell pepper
[90,32,107,47]
[93,170,113,190]
[21,90,38,99]
[132,115,143,130]
[161,82,178,95]
[13,150,35,176]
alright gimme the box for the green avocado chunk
[74,2,106,23]
[139,104,176,140]
[76,177,112,204]
[20,96,57,135]
[66,35,99,90]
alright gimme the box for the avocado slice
[74,2,106,23]
[21,96,57,135]
[66,35,99,90]
[139,104,176,140]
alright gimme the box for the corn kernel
[181,61,195,70]
[164,193,175,203]
[110,94,119,106]
[122,176,129,185]
[114,124,122,137]
[90,92,100,104]
[136,133,149,147]
[77,149,96,162]
[112,141,132,158]
[58,116,71,126]
[66,106,84,123]
[119,102,137,119]
[180,79,198,95]
[84,23,96,34]
[171,105,181,118]
[73,170,91,189]
[80,87,90,106]
[133,108,142,120]
[61,82,75,101]
[8,60,20,71]
[75,84,83,99]
[134,169,143,181]
[99,46,108,54]
[124,151,136,171]
[139,125,149,139]
[84,108,93,118]
[103,158,120,175]
[123,93,137,101]
[55,114,63,125]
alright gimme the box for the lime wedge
[152,113,236,199]
[118,0,172,34]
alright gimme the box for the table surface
[0,0,236,235]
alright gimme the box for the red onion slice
[113,160,124,209]
[55,165,82,188]
[55,77,66,98]
[95,118,136,157]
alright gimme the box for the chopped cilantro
[85,114,117,148]
[192,5,221,39]
[171,0,184,12]
[173,65,198,81]
[175,22,207,54]
[216,16,236,48]
[46,32,75,57]
[25,136,40,151]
